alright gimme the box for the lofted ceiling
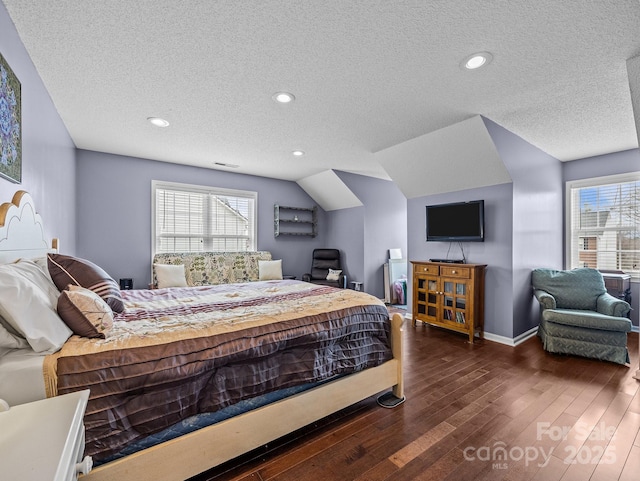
[3,1,640,183]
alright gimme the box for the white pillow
[0,262,72,353]
[259,259,283,281]
[326,269,342,281]
[11,259,60,305]
[154,264,188,288]
[31,256,56,284]
[0,322,30,358]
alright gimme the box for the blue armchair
[531,268,632,365]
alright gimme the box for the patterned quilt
[43,280,392,461]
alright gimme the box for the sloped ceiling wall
[298,115,515,208]
[296,170,363,211]
[375,115,512,199]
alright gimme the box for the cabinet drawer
[440,266,470,278]
[414,264,439,275]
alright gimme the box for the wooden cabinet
[599,270,631,301]
[274,204,318,238]
[411,261,486,343]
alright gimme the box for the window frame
[151,180,258,256]
[565,172,640,279]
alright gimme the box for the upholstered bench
[152,251,273,288]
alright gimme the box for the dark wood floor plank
[530,455,570,481]
[195,318,640,481]
[619,444,640,481]
[585,406,640,481]
[553,383,633,468]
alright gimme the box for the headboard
[0,190,58,263]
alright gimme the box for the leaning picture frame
[0,51,22,184]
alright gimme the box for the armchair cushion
[326,269,342,281]
[531,268,605,310]
[542,321,629,347]
[542,309,632,332]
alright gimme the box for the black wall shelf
[274,204,318,238]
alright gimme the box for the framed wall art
[0,52,21,184]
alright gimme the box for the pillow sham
[326,268,342,281]
[48,254,124,313]
[0,322,30,358]
[259,259,283,281]
[154,264,188,288]
[57,285,114,339]
[11,259,60,306]
[31,256,56,283]
[0,262,72,353]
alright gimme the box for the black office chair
[302,248,347,288]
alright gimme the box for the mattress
[98,379,321,465]
[44,280,392,462]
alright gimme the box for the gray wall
[406,118,565,339]
[484,118,564,337]
[325,205,365,288]
[0,2,76,249]
[407,183,514,338]
[333,172,407,298]
[76,150,329,287]
[75,150,409,298]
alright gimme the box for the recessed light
[292,150,305,157]
[147,117,170,127]
[462,52,493,70]
[273,92,295,103]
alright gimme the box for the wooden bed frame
[0,190,405,481]
[85,315,403,481]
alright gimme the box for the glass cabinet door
[411,276,439,320]
[416,278,427,315]
[442,279,468,325]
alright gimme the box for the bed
[0,190,405,481]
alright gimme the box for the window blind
[568,176,640,275]
[154,182,256,254]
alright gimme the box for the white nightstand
[0,390,92,481]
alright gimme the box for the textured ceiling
[3,1,640,183]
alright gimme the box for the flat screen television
[426,200,484,242]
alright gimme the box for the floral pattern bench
[152,251,272,287]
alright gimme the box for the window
[567,173,640,276]
[153,181,257,254]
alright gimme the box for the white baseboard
[405,312,639,348]
[405,314,539,347]
[482,326,538,347]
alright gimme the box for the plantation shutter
[568,177,640,275]
[154,182,256,254]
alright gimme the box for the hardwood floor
[192,314,640,481]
